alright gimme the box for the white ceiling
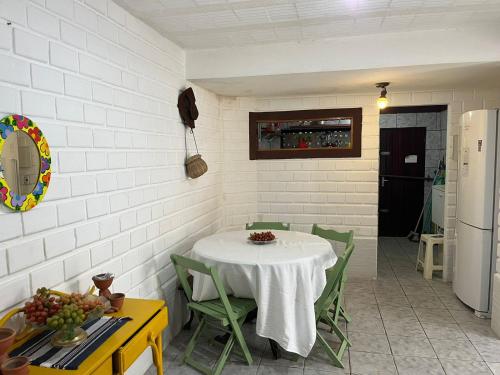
[190,62,500,96]
[114,0,500,50]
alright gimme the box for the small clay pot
[109,293,125,311]
[1,356,30,375]
[0,328,16,368]
[92,274,114,298]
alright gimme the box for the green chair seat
[188,297,257,326]
[246,222,290,231]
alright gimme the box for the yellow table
[3,298,168,375]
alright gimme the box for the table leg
[155,334,163,375]
[269,339,281,359]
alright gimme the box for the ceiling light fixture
[376,82,390,110]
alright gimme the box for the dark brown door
[379,127,426,236]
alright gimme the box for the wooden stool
[416,234,444,280]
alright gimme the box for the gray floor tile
[388,335,437,358]
[384,319,426,337]
[461,324,500,343]
[440,359,493,375]
[422,322,468,340]
[394,356,445,375]
[346,317,386,335]
[348,332,391,354]
[430,339,482,361]
[257,365,303,375]
[414,308,455,324]
[472,340,500,362]
[488,362,500,374]
[349,351,397,374]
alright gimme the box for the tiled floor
[162,237,500,374]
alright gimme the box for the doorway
[378,105,448,237]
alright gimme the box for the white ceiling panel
[113,0,500,49]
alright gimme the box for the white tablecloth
[191,230,337,357]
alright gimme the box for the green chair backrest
[314,246,352,320]
[311,224,354,247]
[171,254,238,321]
[246,222,290,231]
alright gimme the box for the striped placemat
[10,316,131,370]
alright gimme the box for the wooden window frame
[249,108,362,160]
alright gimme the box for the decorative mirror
[0,115,51,211]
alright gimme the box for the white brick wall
[222,89,500,280]
[0,1,224,351]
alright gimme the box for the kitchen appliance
[454,109,499,315]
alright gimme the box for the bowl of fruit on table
[248,231,276,245]
[23,288,106,347]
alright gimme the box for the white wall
[221,89,500,281]
[0,0,224,353]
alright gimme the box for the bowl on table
[248,231,277,245]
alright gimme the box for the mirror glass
[0,131,40,195]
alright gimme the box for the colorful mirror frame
[0,115,51,211]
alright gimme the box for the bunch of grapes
[59,293,103,314]
[46,304,85,331]
[249,231,276,241]
[24,294,61,326]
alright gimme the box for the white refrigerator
[454,109,499,314]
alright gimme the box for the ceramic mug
[1,356,30,375]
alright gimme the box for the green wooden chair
[311,224,354,324]
[246,221,290,231]
[313,244,354,368]
[171,254,257,375]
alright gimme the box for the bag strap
[185,128,200,159]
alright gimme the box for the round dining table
[191,230,337,357]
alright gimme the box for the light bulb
[377,96,388,109]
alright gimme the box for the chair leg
[416,240,423,270]
[325,314,351,347]
[182,316,207,364]
[316,331,347,369]
[230,316,253,366]
[339,304,351,323]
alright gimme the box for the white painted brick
[0,277,30,312]
[98,16,119,42]
[86,151,107,171]
[64,74,92,99]
[21,91,55,118]
[0,23,12,51]
[43,175,71,201]
[7,238,44,273]
[96,173,117,192]
[99,216,120,238]
[71,174,96,196]
[93,129,114,148]
[56,97,84,121]
[114,132,132,148]
[86,195,109,218]
[67,126,92,147]
[116,171,134,189]
[31,64,64,93]
[38,122,66,146]
[137,207,151,224]
[58,151,86,173]
[131,227,147,247]
[0,212,22,241]
[0,86,20,115]
[107,1,126,25]
[112,233,130,256]
[22,205,57,235]
[47,0,74,19]
[90,241,112,266]
[79,54,120,85]
[50,42,78,72]
[60,21,84,50]
[107,43,127,67]
[27,6,59,39]
[75,222,100,247]
[30,261,65,292]
[74,2,98,31]
[0,0,27,26]
[92,82,113,104]
[122,71,138,90]
[87,34,108,59]
[0,54,30,86]
[44,228,75,258]
[109,192,128,213]
[85,0,107,15]
[13,28,48,62]
[58,200,86,225]
[0,249,7,277]
[84,104,105,125]
[64,250,91,280]
[107,109,125,128]
[108,152,126,169]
